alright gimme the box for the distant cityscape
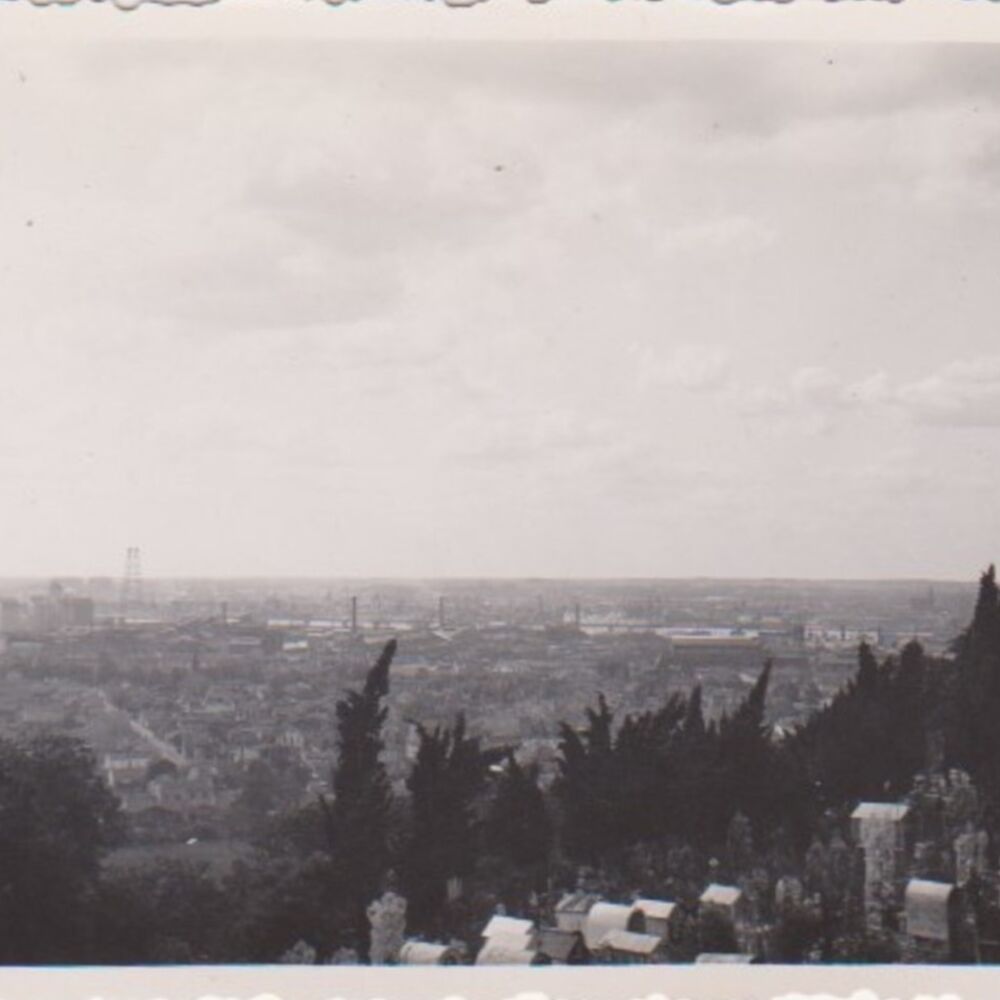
[0,550,976,864]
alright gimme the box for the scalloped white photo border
[0,963,990,999]
[0,0,998,41]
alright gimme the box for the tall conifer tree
[323,639,397,957]
[485,754,552,875]
[955,566,1000,802]
[402,714,501,929]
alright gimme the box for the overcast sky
[2,35,1000,580]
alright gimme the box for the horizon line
[0,572,984,586]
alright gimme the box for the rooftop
[633,898,677,921]
[555,891,602,915]
[582,902,638,951]
[597,930,663,955]
[475,940,540,966]
[398,941,456,965]
[851,801,910,821]
[906,879,956,903]
[482,915,534,940]
[700,883,742,907]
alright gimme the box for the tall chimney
[439,595,446,629]
[351,596,358,634]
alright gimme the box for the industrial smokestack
[351,595,358,633]
[439,595,446,629]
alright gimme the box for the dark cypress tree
[856,641,880,693]
[322,639,396,958]
[964,565,1000,656]
[556,666,788,862]
[402,714,501,930]
[786,633,952,815]
[714,661,775,833]
[682,684,707,743]
[554,694,622,863]
[954,566,1000,808]
[614,692,687,843]
[889,640,929,787]
[788,643,888,809]
[673,684,713,842]
[484,754,552,878]
[726,810,755,876]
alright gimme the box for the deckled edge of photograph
[3,0,1000,998]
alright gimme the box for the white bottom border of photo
[0,964,989,1000]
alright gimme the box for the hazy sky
[3,32,1000,580]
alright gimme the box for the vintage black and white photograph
[4,6,1000,983]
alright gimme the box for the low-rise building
[592,929,667,965]
[535,927,588,965]
[554,892,602,934]
[582,902,640,952]
[633,898,680,943]
[398,940,461,966]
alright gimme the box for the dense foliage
[0,734,125,963]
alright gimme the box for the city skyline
[4,38,1000,579]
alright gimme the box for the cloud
[777,356,1000,428]
[790,366,848,407]
[639,344,731,393]
[445,407,617,469]
[731,366,856,422]
[894,356,1000,427]
[844,372,892,406]
[728,356,1000,431]
[140,235,408,332]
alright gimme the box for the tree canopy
[0,734,124,963]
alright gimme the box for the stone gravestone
[954,826,990,887]
[279,939,317,965]
[367,890,408,965]
[851,802,911,931]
